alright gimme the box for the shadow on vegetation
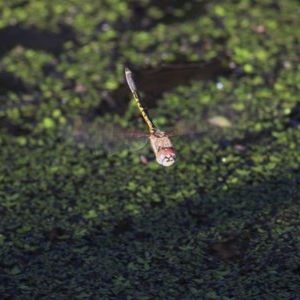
[0,24,77,59]
[124,0,207,30]
[1,167,299,297]
[0,23,77,94]
[101,56,232,116]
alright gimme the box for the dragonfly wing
[103,127,149,152]
[62,118,149,153]
[166,115,234,139]
[129,133,149,150]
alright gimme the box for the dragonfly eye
[156,148,176,167]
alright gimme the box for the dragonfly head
[156,147,176,167]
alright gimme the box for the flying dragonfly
[66,68,232,166]
[125,67,176,167]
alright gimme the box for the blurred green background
[1,0,300,298]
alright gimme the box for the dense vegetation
[1,1,300,298]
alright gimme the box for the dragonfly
[66,68,231,166]
[125,67,176,167]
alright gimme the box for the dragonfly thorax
[149,133,176,167]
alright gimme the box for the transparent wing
[62,118,149,153]
[61,112,233,155]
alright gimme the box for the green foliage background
[1,0,300,298]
